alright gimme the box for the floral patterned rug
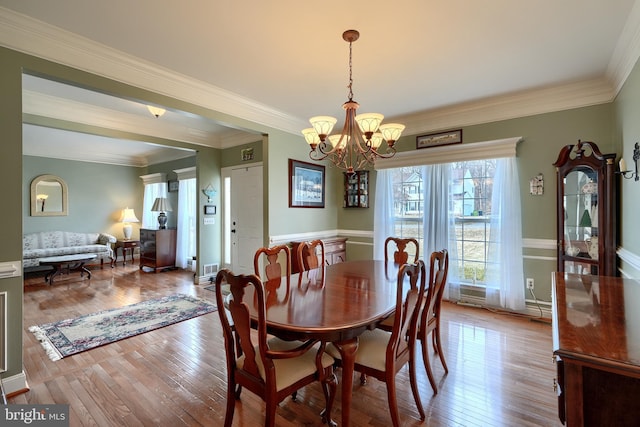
[29,294,217,361]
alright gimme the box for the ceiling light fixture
[302,30,404,173]
[147,105,166,118]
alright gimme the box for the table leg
[332,337,358,426]
[44,265,61,285]
[79,262,91,279]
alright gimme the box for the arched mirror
[30,174,68,216]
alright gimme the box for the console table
[552,272,640,426]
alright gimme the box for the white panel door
[230,166,263,274]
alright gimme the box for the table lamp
[151,197,172,229]
[120,207,139,239]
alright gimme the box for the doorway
[222,164,264,274]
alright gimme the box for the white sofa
[23,231,116,269]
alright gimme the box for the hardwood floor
[13,263,563,426]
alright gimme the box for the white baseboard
[453,294,552,319]
[2,370,28,397]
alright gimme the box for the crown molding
[607,0,640,94]
[395,78,615,136]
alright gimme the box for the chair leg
[320,370,337,427]
[385,376,401,427]
[265,399,277,427]
[291,391,297,401]
[224,382,236,427]
[409,349,426,420]
[421,336,438,394]
[434,325,449,373]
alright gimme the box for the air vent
[203,263,219,276]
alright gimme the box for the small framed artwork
[289,159,325,208]
[204,205,216,215]
[241,148,254,161]
[416,129,463,149]
[168,180,179,192]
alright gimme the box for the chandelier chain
[348,39,354,101]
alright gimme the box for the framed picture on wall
[416,129,463,149]
[288,159,325,208]
[168,180,179,192]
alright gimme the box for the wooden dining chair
[385,236,420,265]
[296,239,325,271]
[215,269,336,427]
[327,260,427,427]
[254,245,292,303]
[419,249,450,394]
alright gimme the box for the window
[374,137,524,310]
[389,161,496,285]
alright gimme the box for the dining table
[246,259,403,426]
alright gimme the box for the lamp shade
[120,208,139,223]
[151,197,172,212]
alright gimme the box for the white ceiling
[2,1,640,165]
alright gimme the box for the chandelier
[302,30,405,173]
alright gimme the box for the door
[228,165,264,274]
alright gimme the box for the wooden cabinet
[344,171,368,208]
[552,273,640,426]
[291,237,347,274]
[553,140,617,276]
[139,228,176,272]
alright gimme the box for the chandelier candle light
[302,29,405,173]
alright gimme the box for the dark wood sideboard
[552,272,640,426]
[139,228,176,272]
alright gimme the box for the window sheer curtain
[421,164,460,301]
[142,183,167,229]
[175,178,197,269]
[484,157,525,310]
[373,169,395,260]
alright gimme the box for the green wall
[614,52,640,276]
[23,156,144,237]
[266,130,339,238]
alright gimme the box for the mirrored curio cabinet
[554,140,617,276]
[344,170,369,208]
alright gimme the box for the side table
[113,239,140,266]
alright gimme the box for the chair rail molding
[617,247,640,277]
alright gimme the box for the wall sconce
[618,142,640,181]
[202,184,217,203]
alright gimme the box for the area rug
[29,293,217,361]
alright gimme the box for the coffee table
[39,254,97,285]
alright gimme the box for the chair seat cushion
[326,329,391,372]
[238,338,334,392]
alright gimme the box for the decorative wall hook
[618,142,640,181]
[202,184,217,202]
